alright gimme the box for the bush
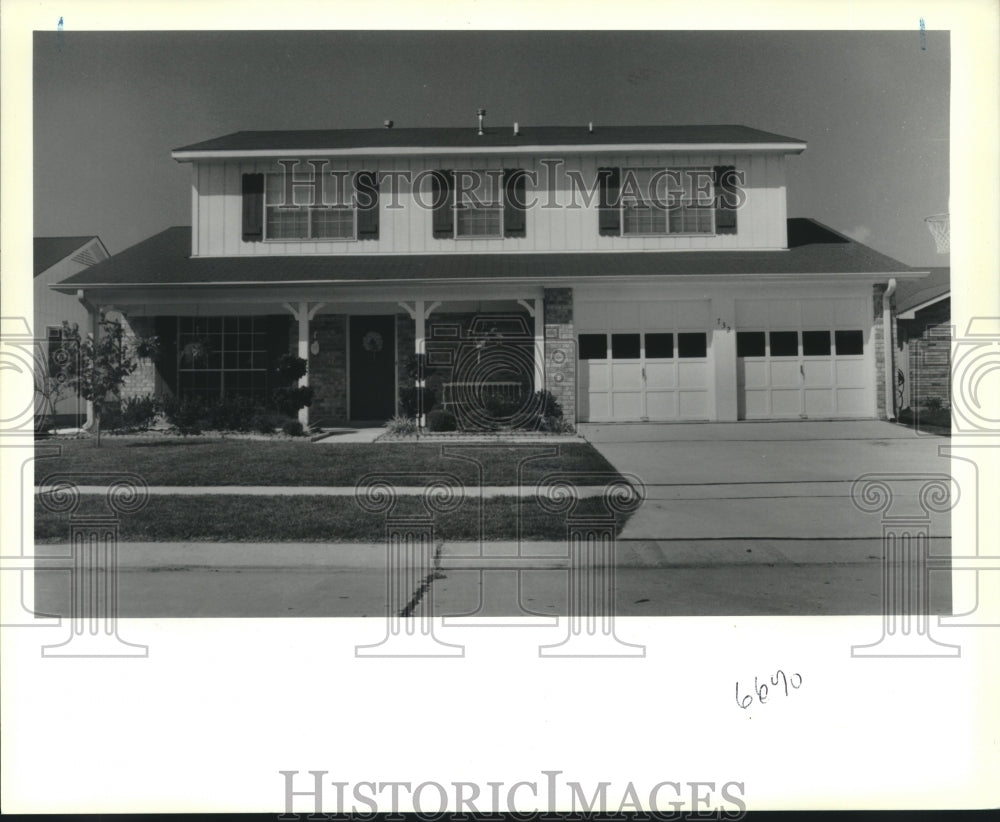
[426,409,457,432]
[385,415,418,436]
[103,395,159,433]
[161,394,206,435]
[274,353,308,384]
[398,386,436,418]
[281,419,305,437]
[923,396,945,411]
[271,385,313,418]
[251,412,285,435]
[205,395,260,432]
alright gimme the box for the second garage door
[576,300,711,422]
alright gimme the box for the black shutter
[714,165,738,235]
[598,167,621,236]
[431,170,454,238]
[503,168,527,238]
[154,317,178,394]
[355,170,379,240]
[241,173,264,241]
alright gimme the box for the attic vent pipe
[513,121,519,136]
[384,120,393,129]
[588,122,593,133]
[477,108,486,135]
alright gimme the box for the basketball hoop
[925,213,950,254]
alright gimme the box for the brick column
[872,284,888,418]
[543,287,576,425]
[308,315,348,424]
[117,314,159,401]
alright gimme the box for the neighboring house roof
[55,219,919,292]
[895,266,950,318]
[33,236,105,277]
[173,125,807,157]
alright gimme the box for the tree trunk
[94,409,102,448]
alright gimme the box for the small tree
[270,353,313,420]
[54,314,158,448]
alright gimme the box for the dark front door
[349,314,396,421]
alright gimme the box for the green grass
[35,495,631,542]
[34,438,620,486]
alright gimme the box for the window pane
[769,331,798,357]
[802,330,831,356]
[623,205,668,235]
[737,331,766,357]
[835,330,864,355]
[645,333,673,358]
[312,207,355,239]
[578,334,607,360]
[455,205,502,237]
[677,332,707,358]
[611,333,641,359]
[266,206,308,239]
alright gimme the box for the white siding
[190,153,792,257]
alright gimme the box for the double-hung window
[620,167,714,236]
[454,170,504,238]
[264,172,355,241]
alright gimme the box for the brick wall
[396,313,415,409]
[872,284,889,418]
[904,299,951,409]
[117,314,161,401]
[308,314,348,424]
[543,287,576,425]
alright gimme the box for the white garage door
[736,298,871,419]
[576,300,711,422]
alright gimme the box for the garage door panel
[611,362,642,390]
[835,359,866,386]
[586,394,611,421]
[645,361,676,388]
[770,361,801,386]
[802,359,833,385]
[678,391,708,418]
[740,359,768,388]
[645,392,678,419]
[771,390,802,416]
[583,361,609,391]
[612,392,643,419]
[743,390,770,417]
[804,388,834,416]
[835,388,868,415]
[678,361,708,388]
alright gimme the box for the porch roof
[54,219,921,293]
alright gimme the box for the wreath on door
[362,330,384,358]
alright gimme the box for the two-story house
[51,123,925,427]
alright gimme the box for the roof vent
[477,108,486,136]
[384,120,393,129]
[513,121,519,136]
[588,121,593,133]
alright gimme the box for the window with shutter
[598,167,621,236]
[241,173,264,241]
[355,170,379,240]
[503,168,527,238]
[714,165,738,235]
[431,170,454,238]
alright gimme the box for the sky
[32,30,950,265]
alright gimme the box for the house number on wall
[716,318,732,333]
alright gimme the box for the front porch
[106,287,577,430]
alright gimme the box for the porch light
[310,331,320,356]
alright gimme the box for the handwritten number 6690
[735,670,802,709]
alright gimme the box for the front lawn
[35,494,631,542]
[34,438,619,487]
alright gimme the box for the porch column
[517,298,545,395]
[283,301,326,428]
[399,300,441,427]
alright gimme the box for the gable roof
[173,125,807,158]
[33,236,103,277]
[895,266,949,315]
[54,219,918,293]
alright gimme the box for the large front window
[265,173,356,240]
[177,316,268,398]
[621,167,714,236]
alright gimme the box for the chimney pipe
[477,108,486,136]
[384,119,393,129]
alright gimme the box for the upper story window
[431,169,527,240]
[241,169,379,243]
[599,165,741,238]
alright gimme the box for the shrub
[205,395,260,432]
[251,412,284,435]
[103,395,160,433]
[281,419,305,437]
[274,353,308,384]
[539,416,576,434]
[271,385,314,418]
[923,396,944,411]
[426,409,457,432]
[398,386,436,418]
[385,415,418,436]
[161,394,206,435]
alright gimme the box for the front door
[349,315,396,421]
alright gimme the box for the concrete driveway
[578,420,952,545]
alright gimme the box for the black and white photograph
[2,0,998,815]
